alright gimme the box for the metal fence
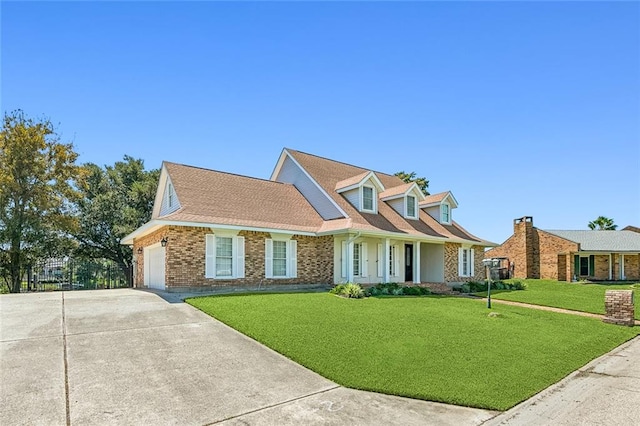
[20,258,131,292]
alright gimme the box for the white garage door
[146,246,166,290]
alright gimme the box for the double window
[205,234,245,279]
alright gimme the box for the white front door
[145,245,166,290]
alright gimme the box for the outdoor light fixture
[482,258,502,309]
[137,247,143,254]
[161,237,168,247]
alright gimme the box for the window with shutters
[265,238,297,279]
[215,237,233,277]
[272,240,287,277]
[205,234,245,279]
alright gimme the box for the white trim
[609,253,612,280]
[121,219,315,244]
[270,149,348,217]
[377,243,384,277]
[151,164,169,219]
[620,254,626,280]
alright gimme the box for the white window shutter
[393,245,400,278]
[361,242,368,277]
[205,234,215,278]
[235,236,245,278]
[377,244,383,277]
[341,241,347,278]
[458,248,463,277]
[289,240,297,278]
[265,239,273,279]
[470,248,475,277]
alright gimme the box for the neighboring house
[121,148,495,291]
[485,216,640,281]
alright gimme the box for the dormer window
[362,186,375,212]
[441,203,450,224]
[168,183,174,208]
[406,195,417,219]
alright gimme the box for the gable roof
[379,182,424,201]
[335,170,384,193]
[157,162,324,233]
[284,149,488,244]
[544,230,640,252]
[420,191,458,209]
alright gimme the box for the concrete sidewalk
[1,289,494,425]
[483,335,640,425]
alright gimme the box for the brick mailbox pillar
[604,290,635,326]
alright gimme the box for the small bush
[330,283,364,298]
[329,284,346,295]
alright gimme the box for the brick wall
[444,242,484,282]
[132,228,167,288]
[133,226,333,289]
[603,290,635,326]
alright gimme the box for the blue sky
[2,1,639,244]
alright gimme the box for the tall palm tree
[588,216,618,230]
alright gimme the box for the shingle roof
[379,183,414,200]
[421,192,448,205]
[285,149,486,243]
[544,230,640,252]
[335,171,371,191]
[160,162,324,233]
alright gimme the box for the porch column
[384,238,390,282]
[621,254,625,280]
[414,242,421,284]
[609,254,612,280]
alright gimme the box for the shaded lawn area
[187,293,639,411]
[477,279,640,319]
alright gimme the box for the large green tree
[588,216,617,230]
[73,156,159,286]
[394,171,430,195]
[0,110,80,293]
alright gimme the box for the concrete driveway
[1,289,494,425]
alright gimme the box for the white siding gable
[424,206,440,221]
[159,176,180,217]
[273,156,344,220]
[343,188,360,210]
[389,198,405,217]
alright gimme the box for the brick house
[122,148,494,291]
[485,216,640,281]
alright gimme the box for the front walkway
[481,297,640,325]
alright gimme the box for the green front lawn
[187,293,638,410]
[479,279,640,319]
